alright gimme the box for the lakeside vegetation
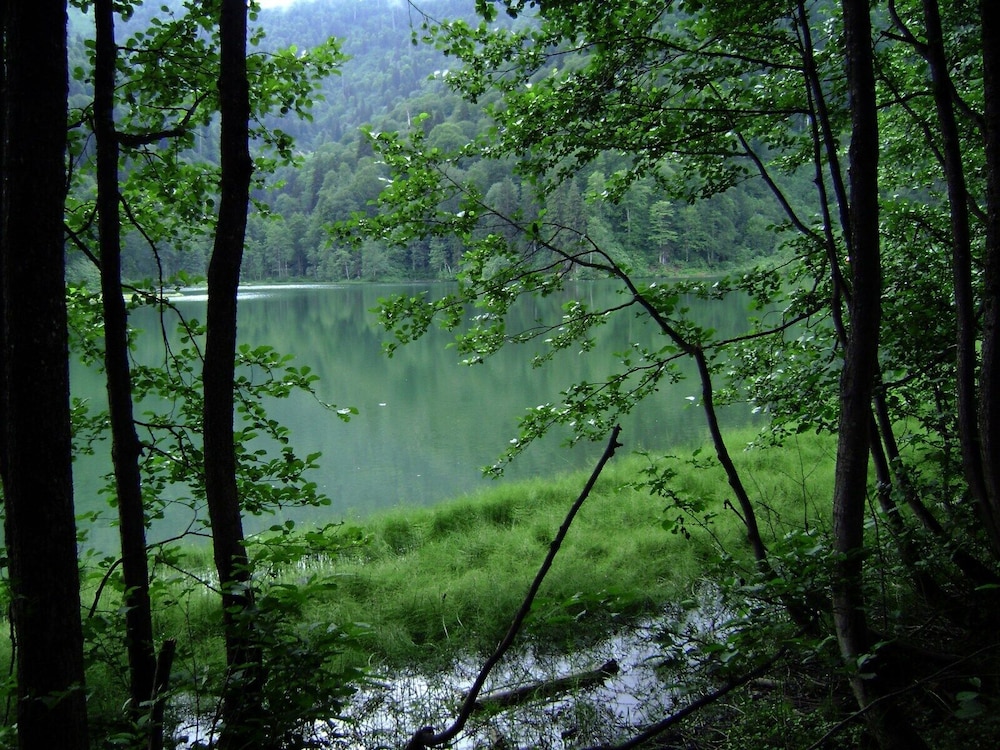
[5,0,1000,748]
[60,428,843,742]
[56,426,995,748]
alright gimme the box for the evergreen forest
[64,0,799,285]
[2,0,1000,749]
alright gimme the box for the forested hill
[254,0,472,149]
[101,0,799,282]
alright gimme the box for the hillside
[64,0,800,283]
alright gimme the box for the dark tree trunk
[921,0,1000,555]
[692,347,768,562]
[832,0,882,707]
[203,1,259,746]
[94,0,157,717]
[0,1,90,747]
[833,2,926,747]
[979,0,1000,557]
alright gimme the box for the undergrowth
[1,428,846,746]
[247,427,836,668]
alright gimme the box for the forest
[63,0,798,285]
[3,0,1000,749]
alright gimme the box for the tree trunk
[921,0,1000,555]
[203,1,259,746]
[833,2,926,747]
[979,0,1000,558]
[0,2,90,747]
[94,0,158,718]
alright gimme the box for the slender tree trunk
[0,2,90,747]
[203,1,260,746]
[874,390,1000,588]
[627,283,772,566]
[692,347,768,562]
[797,0,853,270]
[629,279,819,627]
[979,0,1000,557]
[921,0,1000,555]
[833,3,926,747]
[1,0,7,474]
[94,0,157,719]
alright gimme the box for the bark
[833,2,926,747]
[469,660,619,713]
[203,1,259,746]
[921,0,1000,555]
[980,0,1000,557]
[94,0,157,715]
[0,0,7,479]
[147,639,177,750]
[0,1,90,747]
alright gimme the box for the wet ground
[176,593,730,749]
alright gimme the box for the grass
[235,426,838,668]
[32,425,999,750]
[0,427,842,743]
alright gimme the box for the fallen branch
[405,425,624,750]
[469,659,620,713]
[583,647,788,750]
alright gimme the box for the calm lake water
[72,281,756,551]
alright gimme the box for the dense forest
[65,0,800,284]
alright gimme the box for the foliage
[65,0,346,286]
[5,0,1000,746]
[346,0,1000,747]
[66,0,793,282]
[49,0,355,744]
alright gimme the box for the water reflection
[72,281,755,551]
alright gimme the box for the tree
[42,0,347,742]
[354,0,1000,746]
[982,0,1000,539]
[202,1,262,747]
[648,200,677,266]
[831,2,925,745]
[0,1,90,747]
[92,0,157,720]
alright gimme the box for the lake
[72,281,755,551]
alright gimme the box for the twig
[583,647,788,750]
[405,425,623,750]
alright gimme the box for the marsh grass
[2,428,840,741]
[236,427,837,669]
[125,429,836,668]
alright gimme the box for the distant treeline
[67,0,808,284]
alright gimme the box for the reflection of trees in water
[72,283,755,538]
[326,601,729,750]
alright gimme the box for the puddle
[176,593,730,749]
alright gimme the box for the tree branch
[405,425,624,749]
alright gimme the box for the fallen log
[468,659,620,713]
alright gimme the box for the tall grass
[240,427,837,667]
[1,427,840,735]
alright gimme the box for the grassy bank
[147,428,837,669]
[9,428,843,741]
[287,428,836,666]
